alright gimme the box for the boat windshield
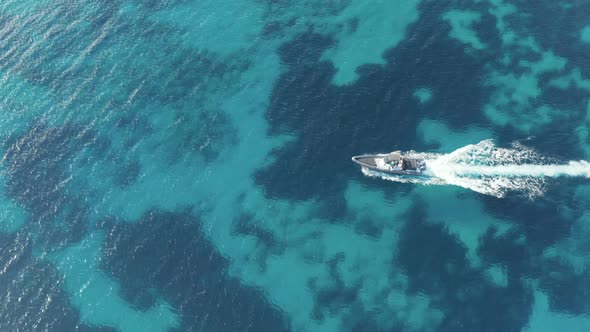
[385,152,401,164]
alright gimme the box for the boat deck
[355,156,378,167]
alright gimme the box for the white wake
[362,140,590,198]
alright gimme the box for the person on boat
[398,159,405,170]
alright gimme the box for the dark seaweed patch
[537,259,590,315]
[113,159,142,187]
[3,124,92,218]
[308,253,360,321]
[100,211,290,332]
[483,196,571,251]
[1,123,104,251]
[510,0,590,78]
[397,204,533,332]
[233,213,281,250]
[0,232,114,332]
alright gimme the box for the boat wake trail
[362,140,590,198]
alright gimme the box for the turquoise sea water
[1,0,590,331]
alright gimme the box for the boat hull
[352,154,425,176]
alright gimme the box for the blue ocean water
[1,0,590,331]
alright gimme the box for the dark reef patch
[232,213,282,251]
[397,204,532,332]
[525,123,586,160]
[0,232,114,332]
[511,0,590,78]
[257,1,494,201]
[494,116,587,161]
[478,190,586,317]
[486,0,590,159]
[100,211,290,332]
[478,228,530,276]
[312,192,349,221]
[138,47,232,105]
[179,110,238,164]
[526,189,590,316]
[262,18,298,38]
[3,124,90,214]
[353,217,383,239]
[232,212,285,273]
[482,196,571,252]
[114,159,142,187]
[0,0,236,133]
[536,258,590,315]
[308,252,360,322]
[398,205,472,295]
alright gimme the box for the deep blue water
[1,0,590,331]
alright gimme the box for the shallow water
[1,0,590,331]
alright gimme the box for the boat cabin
[384,152,418,171]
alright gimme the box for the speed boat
[352,151,427,176]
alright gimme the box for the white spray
[362,140,590,198]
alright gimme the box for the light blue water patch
[549,68,590,92]
[416,185,511,267]
[482,0,575,133]
[483,55,568,133]
[542,185,590,276]
[413,88,433,104]
[0,0,50,15]
[0,70,56,137]
[442,10,486,50]
[519,51,567,76]
[0,191,27,233]
[581,26,590,44]
[320,0,422,85]
[147,0,266,57]
[0,4,132,132]
[484,265,508,287]
[418,118,493,152]
[574,101,590,158]
[233,181,445,331]
[523,289,590,332]
[487,0,520,46]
